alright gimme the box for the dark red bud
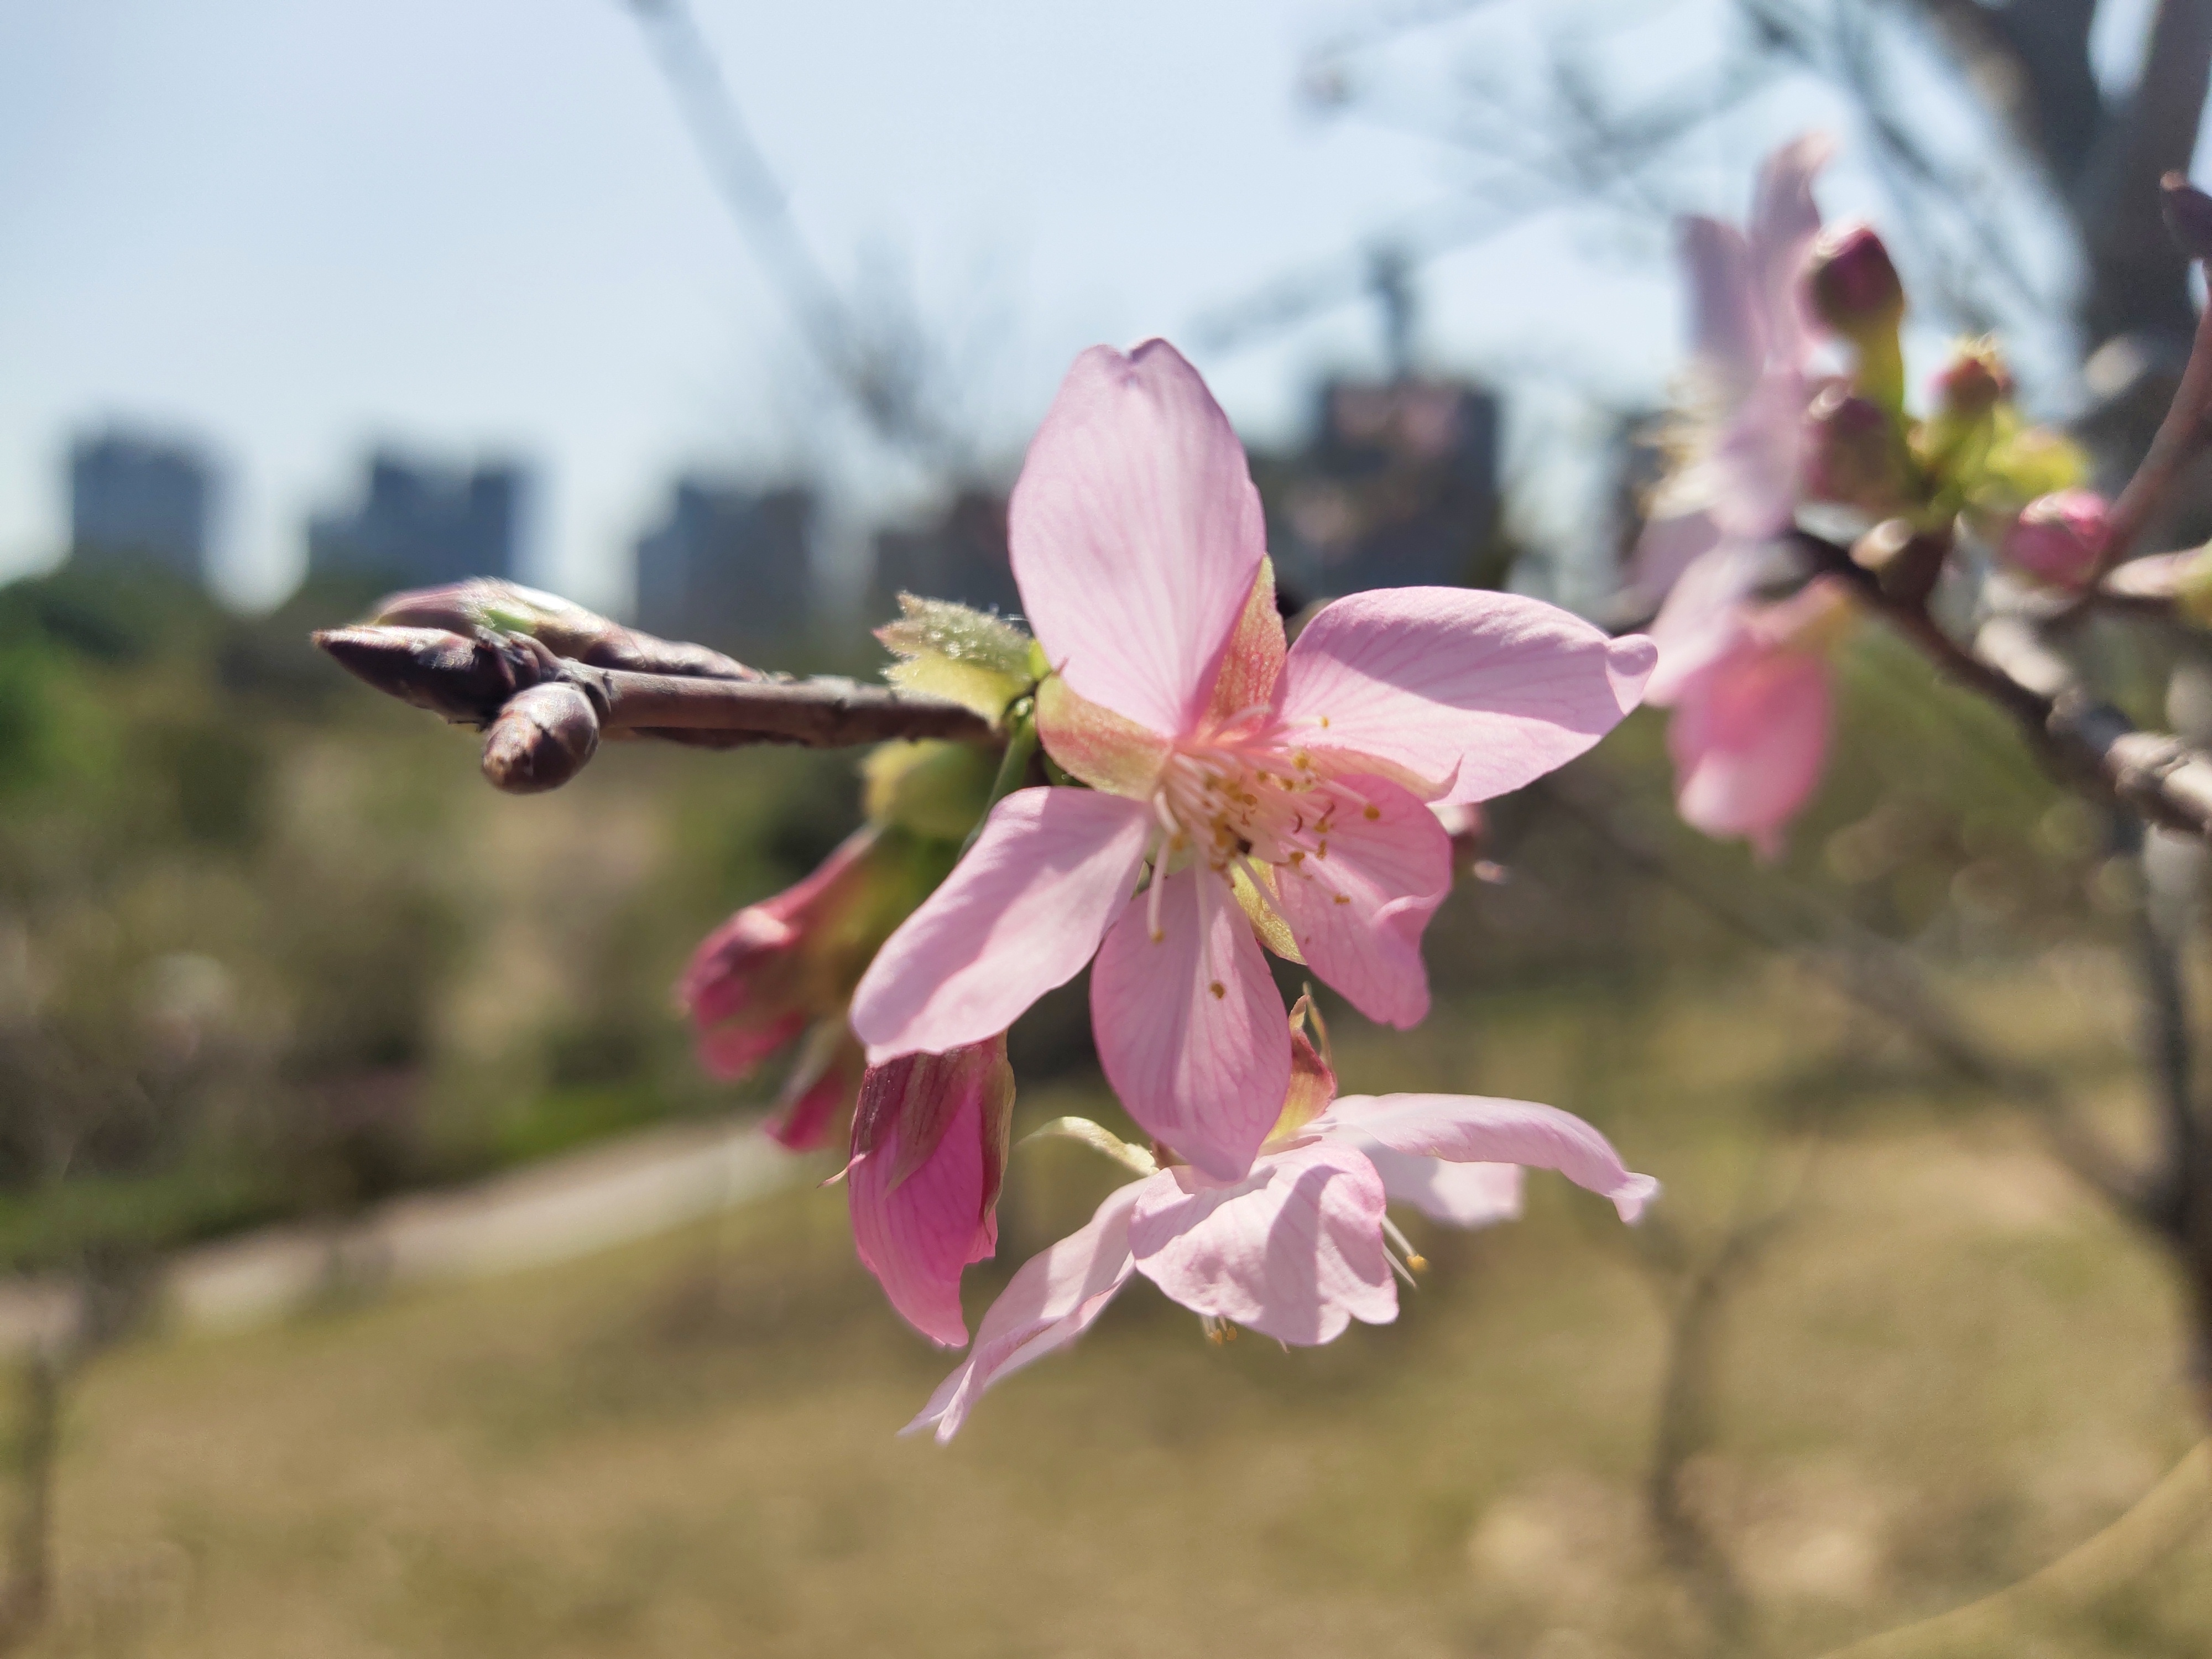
[1934,341,2011,417]
[1808,223,1905,334]
[314,625,524,723]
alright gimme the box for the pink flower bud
[2002,490,2110,591]
[1808,223,1905,336]
[1802,385,1906,512]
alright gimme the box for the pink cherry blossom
[1637,135,1849,858]
[903,1035,1655,1443]
[844,1036,1015,1347]
[852,340,1655,1180]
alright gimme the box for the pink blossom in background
[844,1037,1015,1347]
[852,340,1655,1180]
[1650,578,1849,860]
[904,1024,1655,1443]
[1636,135,1851,859]
[2002,489,2110,591]
[1632,133,1832,606]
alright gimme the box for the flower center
[1154,727,1344,876]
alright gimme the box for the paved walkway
[0,1117,804,1353]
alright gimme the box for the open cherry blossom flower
[904,1019,1655,1443]
[843,1036,1015,1347]
[852,340,1655,1180]
[1637,135,1853,857]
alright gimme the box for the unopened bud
[2001,490,2110,592]
[1803,385,1907,512]
[2162,173,2212,262]
[1808,223,1905,335]
[481,681,601,792]
[1933,338,2011,418]
[314,625,524,723]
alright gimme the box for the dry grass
[15,955,2212,1658]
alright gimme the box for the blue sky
[0,1,2177,612]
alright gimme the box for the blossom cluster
[1636,137,2102,858]
[682,338,1662,1437]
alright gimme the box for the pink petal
[1128,1140,1395,1345]
[1668,639,1830,858]
[1644,542,1766,705]
[849,787,1151,1063]
[1354,1146,1524,1228]
[1009,340,1266,739]
[1747,132,1833,366]
[1278,588,1656,806]
[1708,367,1807,541]
[1630,507,1720,612]
[1315,1094,1657,1222]
[1679,216,1760,404]
[1089,867,1290,1180]
[847,1072,999,1347]
[1271,774,1449,1028]
[1203,559,1288,729]
[903,1180,1148,1444]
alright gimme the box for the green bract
[875,594,1036,724]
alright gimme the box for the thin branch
[2095,221,2212,580]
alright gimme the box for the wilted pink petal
[1668,635,1831,860]
[1009,339,1266,738]
[847,1042,1013,1347]
[1356,1147,1525,1227]
[1128,1140,1396,1345]
[1315,1093,1657,1222]
[1090,867,1290,1180]
[850,787,1150,1063]
[904,1181,1148,1443]
[1271,774,1449,1029]
[765,1026,862,1151]
[1279,587,1656,806]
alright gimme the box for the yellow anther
[1363,804,1380,821]
[1208,980,1225,999]
[1406,1254,1428,1273]
[1318,715,1330,727]
[1332,894,1350,906]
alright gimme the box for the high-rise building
[634,479,815,650]
[68,429,219,586]
[307,450,528,592]
[867,489,1020,624]
[1256,377,1502,601]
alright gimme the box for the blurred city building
[67,427,220,586]
[867,488,1020,623]
[634,478,816,650]
[307,449,529,591]
[1255,375,1502,601]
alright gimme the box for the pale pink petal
[1315,1093,1658,1222]
[848,1081,997,1347]
[1747,132,1833,367]
[1668,639,1830,858]
[1128,1141,1395,1344]
[1644,541,1766,705]
[1009,340,1266,739]
[1356,1145,1525,1228]
[850,787,1150,1062]
[1708,368,1807,541]
[1271,774,1449,1028]
[1278,588,1656,806]
[1630,507,1721,612]
[1090,868,1289,1180]
[1679,216,1760,404]
[903,1180,1149,1444]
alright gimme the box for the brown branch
[2094,200,2212,580]
[314,618,995,795]
[1796,529,2212,841]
